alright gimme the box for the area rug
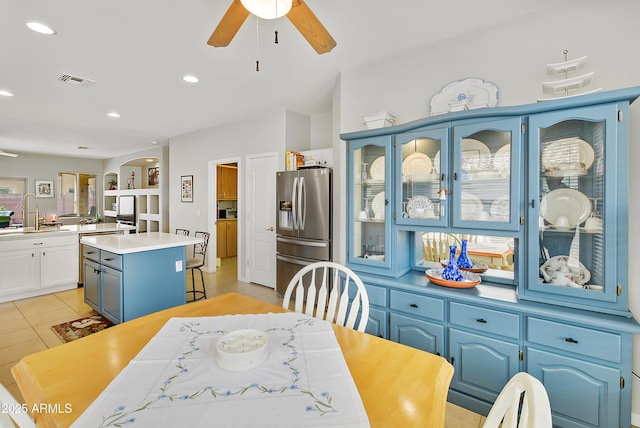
[51,315,113,343]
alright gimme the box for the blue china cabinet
[342,87,640,428]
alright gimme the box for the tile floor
[0,257,485,427]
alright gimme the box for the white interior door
[246,152,278,287]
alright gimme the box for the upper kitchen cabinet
[347,135,410,277]
[522,103,629,315]
[217,164,237,200]
[395,118,522,232]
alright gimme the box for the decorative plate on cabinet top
[430,78,499,116]
[402,153,432,181]
[426,268,482,288]
[406,195,435,219]
[369,156,385,181]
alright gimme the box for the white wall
[336,0,640,419]
[168,109,289,281]
[0,153,103,218]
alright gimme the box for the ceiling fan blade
[287,0,336,54]
[207,0,250,47]
[0,150,18,157]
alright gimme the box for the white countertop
[0,223,136,241]
[80,232,202,254]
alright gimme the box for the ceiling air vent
[58,74,96,88]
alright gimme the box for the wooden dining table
[12,292,454,427]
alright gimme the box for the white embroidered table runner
[71,312,370,427]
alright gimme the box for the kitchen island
[80,232,202,324]
[0,223,136,303]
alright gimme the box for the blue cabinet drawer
[449,302,520,339]
[527,317,621,363]
[100,250,122,270]
[390,290,443,321]
[364,283,387,307]
[83,246,100,262]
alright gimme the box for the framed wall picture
[181,175,193,203]
[35,180,54,198]
[148,167,159,186]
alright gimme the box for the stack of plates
[542,137,595,176]
[402,153,432,181]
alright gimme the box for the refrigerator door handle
[291,176,299,230]
[276,254,316,266]
[299,176,306,230]
[277,236,328,247]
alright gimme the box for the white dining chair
[282,261,370,333]
[482,372,552,428]
[0,383,35,428]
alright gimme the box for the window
[57,173,97,216]
[0,177,26,225]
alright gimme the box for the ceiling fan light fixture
[240,0,292,19]
[25,21,57,35]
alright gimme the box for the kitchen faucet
[23,192,39,231]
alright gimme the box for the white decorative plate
[493,144,510,174]
[406,195,435,219]
[433,151,441,175]
[372,192,385,220]
[461,192,484,220]
[402,153,432,181]
[369,156,385,181]
[430,78,499,116]
[541,137,595,172]
[461,139,491,171]
[540,188,591,227]
[490,196,510,222]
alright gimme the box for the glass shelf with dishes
[524,102,624,314]
[395,118,522,233]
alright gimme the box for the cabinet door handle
[530,199,536,208]
[565,337,579,344]
[42,252,46,256]
[104,258,114,261]
[476,318,487,323]
[409,303,418,308]
[33,242,44,246]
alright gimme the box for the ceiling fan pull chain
[274,1,279,44]
[255,16,260,72]
[275,30,279,44]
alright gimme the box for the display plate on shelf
[402,153,432,181]
[493,144,510,175]
[461,192,484,220]
[426,268,481,288]
[540,188,591,227]
[372,192,385,220]
[461,139,491,171]
[369,156,385,181]
[406,195,435,219]
[490,196,510,221]
[541,137,595,173]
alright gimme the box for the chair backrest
[282,261,370,333]
[0,383,35,428]
[193,231,210,258]
[176,228,190,236]
[482,372,552,428]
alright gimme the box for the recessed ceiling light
[25,21,56,35]
[183,75,199,83]
[0,90,14,97]
[107,112,121,118]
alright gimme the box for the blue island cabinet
[83,244,186,324]
[342,87,640,428]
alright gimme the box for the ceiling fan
[208,0,337,54]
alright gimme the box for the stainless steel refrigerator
[276,168,332,296]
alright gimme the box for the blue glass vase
[442,245,463,281]
[456,239,473,269]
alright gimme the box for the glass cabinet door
[526,104,622,309]
[395,126,449,226]
[347,135,392,268]
[451,118,523,231]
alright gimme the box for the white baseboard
[632,412,640,426]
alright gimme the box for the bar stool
[186,231,210,302]
[175,228,190,236]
